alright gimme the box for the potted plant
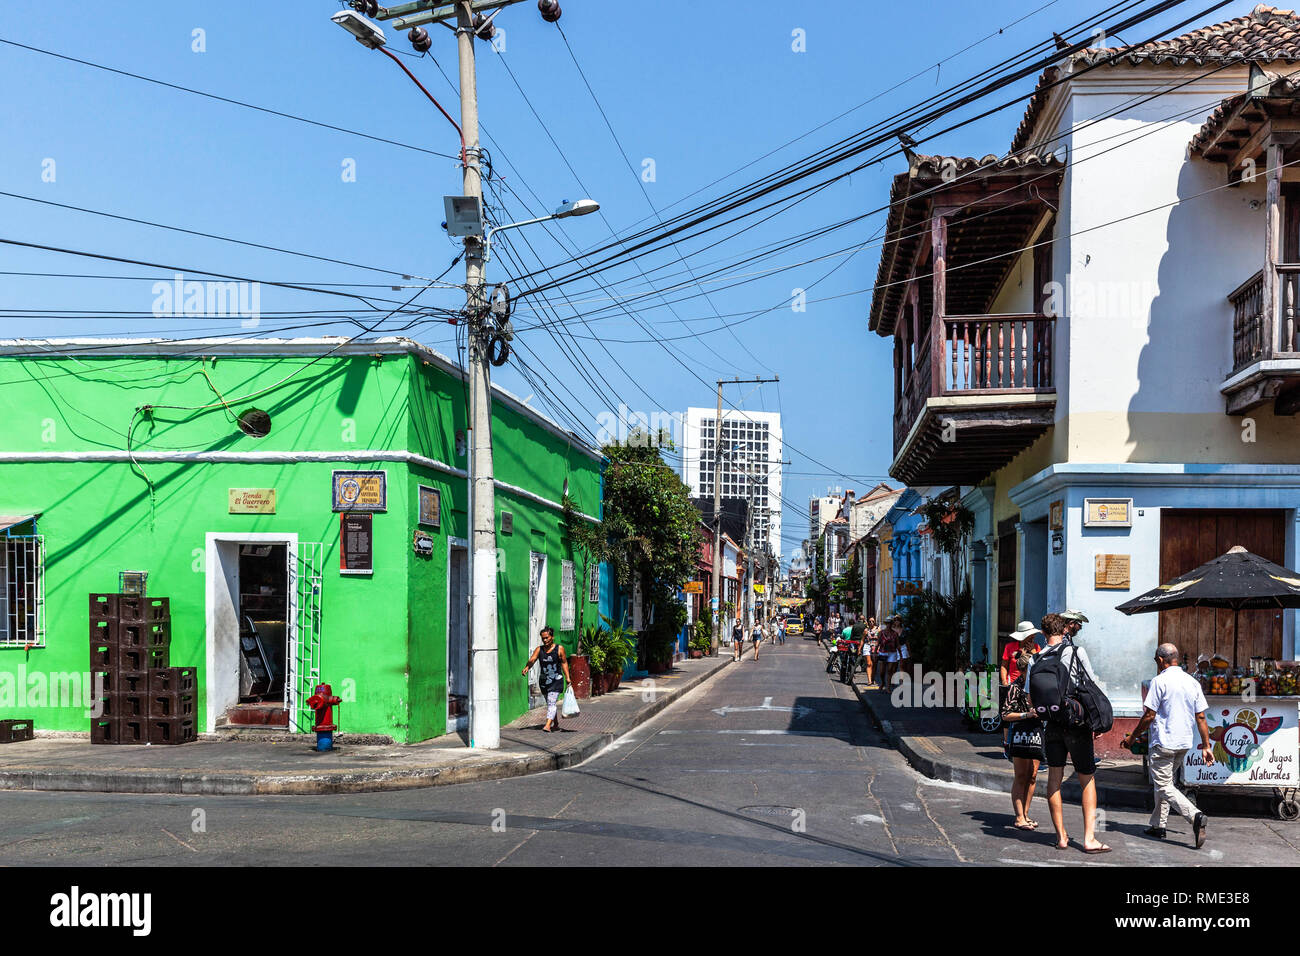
[585,628,609,696]
[602,618,635,690]
[695,618,713,656]
[570,624,604,699]
[689,619,711,658]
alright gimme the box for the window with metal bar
[561,560,576,631]
[0,535,44,647]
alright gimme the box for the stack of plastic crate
[89,593,196,744]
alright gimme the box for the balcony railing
[894,313,1055,451]
[829,557,846,578]
[1230,265,1300,374]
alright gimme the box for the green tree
[563,431,701,639]
[805,537,829,617]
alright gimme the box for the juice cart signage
[1184,700,1298,786]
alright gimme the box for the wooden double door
[1158,510,1287,662]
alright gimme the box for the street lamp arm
[375,45,466,166]
[483,214,556,264]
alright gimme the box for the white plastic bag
[561,685,580,717]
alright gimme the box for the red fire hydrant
[306,682,341,752]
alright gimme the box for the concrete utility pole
[454,3,499,751]
[708,376,778,653]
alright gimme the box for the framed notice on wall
[418,485,441,528]
[332,470,387,513]
[1095,553,1131,590]
[340,513,374,575]
[1083,498,1132,528]
[1049,499,1064,531]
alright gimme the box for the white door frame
[204,532,298,734]
[446,535,469,732]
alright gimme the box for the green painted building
[0,337,603,743]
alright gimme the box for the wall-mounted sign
[1049,499,1064,531]
[340,513,374,575]
[683,581,703,594]
[753,583,765,594]
[332,470,387,513]
[895,579,925,596]
[1083,498,1132,528]
[229,488,276,514]
[1094,553,1131,590]
[412,529,435,557]
[501,511,513,535]
[418,485,441,528]
[1051,531,1065,555]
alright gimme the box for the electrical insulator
[538,0,562,23]
[473,13,496,41]
[409,26,432,52]
[352,0,379,16]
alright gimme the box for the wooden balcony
[891,313,1056,487]
[1223,264,1300,415]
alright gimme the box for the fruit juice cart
[1117,547,1300,820]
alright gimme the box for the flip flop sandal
[1013,822,1035,831]
[1084,845,1112,854]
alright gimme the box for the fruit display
[1207,671,1231,696]
[1281,668,1298,695]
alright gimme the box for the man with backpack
[1026,613,1110,853]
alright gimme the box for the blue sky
[0,0,1261,560]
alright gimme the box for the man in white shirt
[1123,643,1213,848]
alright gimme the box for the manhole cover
[738,805,800,817]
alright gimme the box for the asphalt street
[1,639,1298,866]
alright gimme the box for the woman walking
[522,626,572,733]
[1001,639,1044,831]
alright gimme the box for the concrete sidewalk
[819,640,1151,808]
[0,656,730,796]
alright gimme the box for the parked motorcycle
[831,639,858,685]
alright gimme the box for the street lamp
[483,199,600,263]
[331,9,386,48]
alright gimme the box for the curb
[850,675,1150,809]
[0,658,731,796]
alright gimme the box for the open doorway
[447,539,469,731]
[205,533,297,731]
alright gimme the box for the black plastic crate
[121,647,168,671]
[100,670,149,695]
[89,593,119,622]
[89,641,114,670]
[148,667,196,694]
[150,692,195,719]
[99,693,148,719]
[90,716,120,745]
[90,618,117,648]
[118,595,169,625]
[0,719,33,743]
[120,717,147,744]
[117,620,170,651]
[147,716,196,745]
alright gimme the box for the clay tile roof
[1190,70,1300,158]
[1013,5,1300,152]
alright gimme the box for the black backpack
[1029,641,1113,733]
[1066,643,1114,734]
[1028,644,1077,726]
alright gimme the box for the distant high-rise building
[682,407,782,560]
